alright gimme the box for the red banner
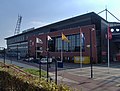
[108,26,112,39]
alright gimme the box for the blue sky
[0,0,120,47]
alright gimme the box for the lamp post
[90,27,95,78]
[55,58,57,84]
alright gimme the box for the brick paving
[51,66,120,91]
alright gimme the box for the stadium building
[5,12,120,63]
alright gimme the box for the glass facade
[48,37,55,52]
[55,37,62,52]
[8,42,28,57]
[48,33,85,52]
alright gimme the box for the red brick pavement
[57,72,120,91]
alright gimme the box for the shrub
[0,62,73,91]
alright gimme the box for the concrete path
[0,58,38,69]
[49,62,120,91]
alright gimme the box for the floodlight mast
[98,8,120,22]
[14,15,22,35]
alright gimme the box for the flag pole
[108,31,110,73]
[36,37,43,80]
[106,7,110,73]
[46,35,49,82]
[61,38,63,63]
[107,26,110,73]
[80,28,82,69]
[61,33,69,67]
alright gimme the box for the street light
[54,58,57,84]
[90,27,95,78]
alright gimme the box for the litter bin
[58,62,63,68]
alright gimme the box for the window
[71,35,76,51]
[68,36,72,52]
[54,33,85,52]
[75,34,80,52]
[56,37,62,52]
[64,40,68,52]
[48,38,55,52]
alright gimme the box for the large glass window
[55,37,62,52]
[68,36,72,52]
[71,35,76,51]
[75,34,80,51]
[63,36,68,52]
[54,33,85,52]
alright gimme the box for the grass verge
[23,68,47,77]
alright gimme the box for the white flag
[47,35,52,41]
[36,37,43,44]
[80,32,84,38]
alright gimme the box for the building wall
[99,20,108,63]
[6,12,110,63]
[28,25,98,63]
[7,42,28,58]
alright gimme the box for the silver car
[40,58,52,64]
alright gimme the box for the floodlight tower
[14,15,22,35]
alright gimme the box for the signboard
[74,56,90,64]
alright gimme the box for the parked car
[23,57,34,62]
[32,59,40,64]
[40,58,53,64]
